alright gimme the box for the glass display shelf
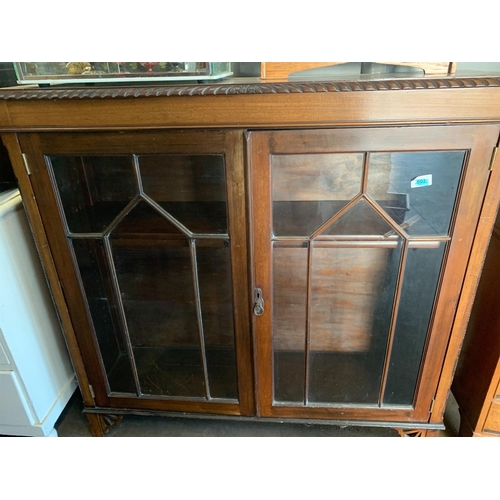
[13,62,232,86]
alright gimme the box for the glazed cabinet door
[19,130,254,416]
[249,125,500,422]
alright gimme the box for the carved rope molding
[1,77,500,100]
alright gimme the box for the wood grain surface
[483,402,500,434]
[1,85,500,131]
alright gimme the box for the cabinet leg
[395,428,440,437]
[86,413,123,437]
[422,429,440,437]
[457,407,474,437]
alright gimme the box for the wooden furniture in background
[452,210,500,437]
[0,74,499,437]
[261,62,456,79]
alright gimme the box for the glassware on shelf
[139,62,158,73]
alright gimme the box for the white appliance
[0,188,77,437]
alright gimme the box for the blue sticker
[411,174,432,189]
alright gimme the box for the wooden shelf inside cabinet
[1,76,500,436]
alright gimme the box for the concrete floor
[53,389,460,437]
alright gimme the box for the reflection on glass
[367,152,465,236]
[308,242,402,404]
[272,243,308,403]
[272,153,364,236]
[383,242,446,405]
[197,241,238,400]
[139,154,228,234]
[49,156,137,233]
[71,238,136,394]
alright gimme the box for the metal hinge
[89,384,95,399]
[489,146,498,171]
[21,153,31,175]
[429,398,435,413]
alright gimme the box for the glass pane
[139,154,228,234]
[272,243,308,403]
[272,153,364,236]
[49,156,137,233]
[112,240,206,398]
[367,151,465,236]
[197,241,238,400]
[110,201,184,240]
[383,242,446,405]
[320,198,395,236]
[71,238,136,394]
[308,242,402,404]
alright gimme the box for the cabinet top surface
[2,73,500,101]
[2,73,500,131]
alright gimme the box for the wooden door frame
[249,124,500,423]
[16,129,255,416]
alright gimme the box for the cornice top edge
[1,77,500,100]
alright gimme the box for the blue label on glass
[411,174,432,189]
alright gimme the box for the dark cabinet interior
[0,140,16,193]
[51,152,238,401]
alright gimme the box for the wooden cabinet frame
[2,76,500,435]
